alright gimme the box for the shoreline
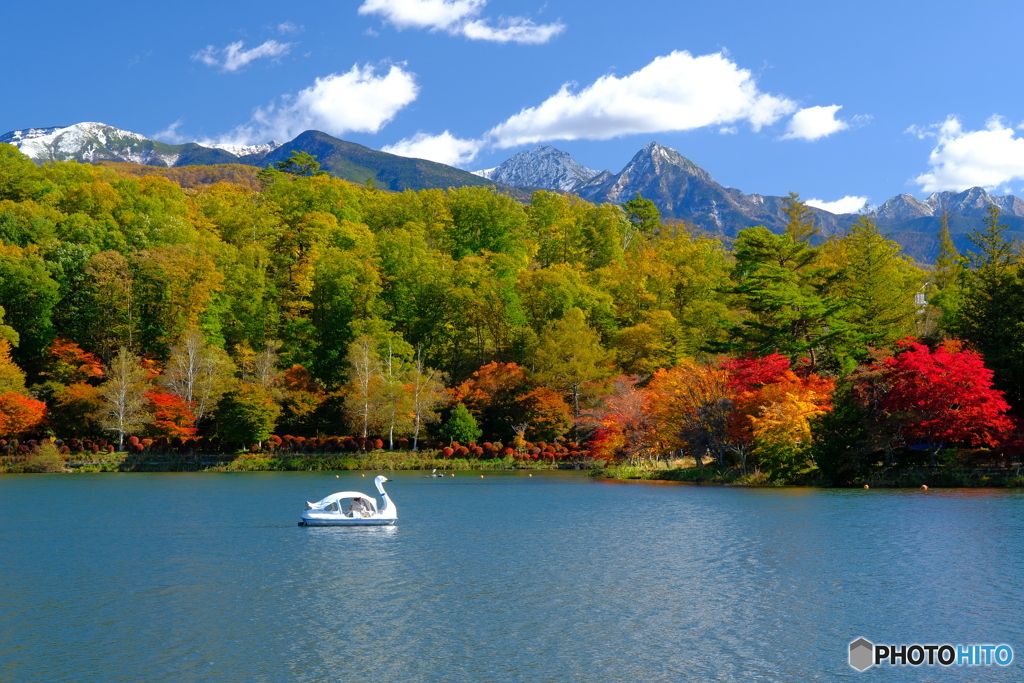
[0,450,578,475]
[3,451,1022,488]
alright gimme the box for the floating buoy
[864,485,870,489]
[921,485,928,491]
[361,474,365,477]
[450,473,455,477]
[335,475,339,478]
[480,475,484,478]
[528,473,532,477]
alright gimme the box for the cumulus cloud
[382,131,483,166]
[805,195,868,214]
[358,0,564,44]
[484,50,796,148]
[911,115,1024,192]
[220,63,419,145]
[192,40,291,72]
[277,21,303,34]
[781,104,849,141]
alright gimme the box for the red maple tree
[44,339,104,384]
[720,353,791,393]
[146,390,197,438]
[874,339,1013,465]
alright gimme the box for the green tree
[440,402,482,445]
[533,307,613,416]
[445,186,528,259]
[950,205,1024,402]
[829,214,923,350]
[216,383,280,448]
[715,226,850,370]
[274,151,327,177]
[810,383,871,485]
[781,192,819,243]
[0,244,60,375]
[929,207,961,335]
[622,192,660,249]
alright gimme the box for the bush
[21,443,66,473]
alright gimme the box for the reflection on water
[1,473,1021,682]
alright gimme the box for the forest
[0,143,1020,483]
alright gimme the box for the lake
[1,472,1021,682]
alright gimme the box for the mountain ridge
[5,122,1024,261]
[0,122,526,197]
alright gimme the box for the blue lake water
[1,472,1021,682]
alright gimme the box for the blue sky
[4,0,1024,211]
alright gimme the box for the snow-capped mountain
[474,145,600,192]
[0,122,281,167]
[205,141,282,157]
[874,189,1024,223]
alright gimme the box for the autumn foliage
[590,355,834,473]
[864,339,1013,462]
[0,392,46,436]
[145,390,197,438]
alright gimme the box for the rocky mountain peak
[473,145,600,192]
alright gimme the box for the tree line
[0,144,1018,478]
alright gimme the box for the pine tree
[837,214,923,349]
[934,207,959,292]
[952,205,1024,402]
[715,226,851,370]
[781,192,819,243]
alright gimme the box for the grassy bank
[594,463,1024,488]
[0,449,583,474]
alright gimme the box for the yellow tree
[133,244,225,354]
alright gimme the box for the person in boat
[349,497,368,517]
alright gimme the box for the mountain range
[0,123,523,197]
[477,141,1024,261]
[4,122,1022,262]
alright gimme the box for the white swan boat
[299,475,397,526]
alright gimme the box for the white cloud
[192,40,291,72]
[382,131,483,166]
[806,195,868,214]
[461,18,565,44]
[484,50,796,148]
[153,120,187,144]
[358,0,484,30]
[220,64,419,145]
[911,115,1024,193]
[358,0,564,44]
[782,104,849,141]
[277,21,302,34]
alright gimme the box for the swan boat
[299,475,397,526]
